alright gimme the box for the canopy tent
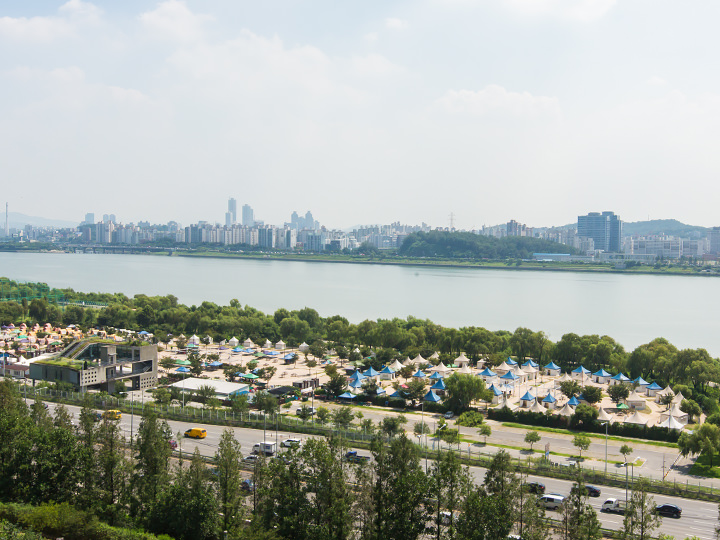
[567,396,580,407]
[571,366,590,375]
[500,371,519,381]
[657,415,685,430]
[232,347,243,353]
[412,370,427,378]
[403,356,415,366]
[429,371,444,380]
[429,352,440,360]
[434,362,450,373]
[208,361,223,367]
[506,357,518,366]
[349,370,366,382]
[424,390,441,403]
[479,367,497,378]
[299,342,310,353]
[379,366,395,374]
[263,339,273,348]
[430,379,447,391]
[238,373,259,380]
[488,384,503,397]
[454,353,471,366]
[609,373,631,385]
[522,359,539,368]
[495,361,513,374]
[339,392,357,400]
[176,367,190,373]
[519,390,535,402]
[616,403,629,410]
[389,390,403,398]
[363,366,380,378]
[556,403,575,417]
[529,399,546,413]
[542,393,557,404]
[624,411,649,426]
[413,354,426,365]
[544,361,561,374]
[228,337,240,347]
[633,376,650,387]
[457,364,473,374]
[672,391,685,404]
[175,359,191,366]
[275,340,286,350]
[389,359,404,371]
[283,353,297,361]
[597,408,614,423]
[349,379,364,389]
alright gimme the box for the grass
[501,422,678,449]
[33,357,85,370]
[689,453,720,479]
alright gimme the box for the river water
[1,252,718,356]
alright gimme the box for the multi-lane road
[46,402,719,540]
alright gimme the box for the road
[47,401,719,540]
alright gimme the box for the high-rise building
[84,213,95,225]
[242,204,254,227]
[577,211,622,252]
[708,227,720,254]
[228,198,237,224]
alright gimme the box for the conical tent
[413,354,426,364]
[429,352,440,360]
[597,408,613,422]
[495,361,512,373]
[479,368,497,378]
[455,353,470,366]
[275,340,286,350]
[431,379,446,391]
[530,400,546,413]
[389,359,404,371]
[413,370,427,378]
[557,373,572,382]
[624,411,649,425]
[556,403,575,417]
[672,391,685,404]
[657,415,684,430]
[434,362,449,373]
[429,371,444,380]
[424,390,441,402]
[567,396,580,407]
[458,364,473,374]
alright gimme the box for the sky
[2,0,720,230]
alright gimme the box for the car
[241,479,255,492]
[443,411,454,419]
[281,438,302,448]
[102,410,122,421]
[296,407,317,416]
[243,454,260,464]
[584,485,601,497]
[539,494,565,510]
[524,481,546,495]
[184,427,207,439]
[654,504,682,518]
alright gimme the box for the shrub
[455,410,485,427]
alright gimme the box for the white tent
[495,361,512,375]
[672,391,685,404]
[429,352,440,360]
[188,334,200,346]
[275,340,286,350]
[299,342,310,353]
[557,373,572,382]
[521,364,539,381]
[597,408,614,423]
[228,336,239,348]
[660,403,688,424]
[244,338,256,349]
[263,339,273,349]
[389,359,404,371]
[457,364,473,374]
[454,353,471,367]
[413,354,426,365]
[403,356,414,366]
[657,415,685,431]
[624,411,649,426]
[434,362,449,374]
[556,403,575,417]
[530,400,547,413]
[627,391,646,410]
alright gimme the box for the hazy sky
[2,0,720,230]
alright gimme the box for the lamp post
[601,421,608,476]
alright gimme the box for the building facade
[577,211,622,252]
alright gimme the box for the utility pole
[449,212,455,230]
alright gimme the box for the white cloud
[437,85,560,116]
[139,0,213,42]
[364,32,378,43]
[504,0,617,22]
[385,17,409,30]
[0,1,100,42]
[647,76,667,86]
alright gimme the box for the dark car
[241,479,255,492]
[654,504,682,518]
[524,482,546,494]
[585,485,601,497]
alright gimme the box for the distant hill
[622,219,708,238]
[398,231,579,259]
[0,212,78,229]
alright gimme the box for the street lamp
[601,421,608,476]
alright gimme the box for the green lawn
[689,453,720,478]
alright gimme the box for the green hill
[398,231,578,259]
[622,219,708,238]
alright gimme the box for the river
[1,252,718,356]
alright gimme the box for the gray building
[228,197,237,223]
[30,339,157,393]
[577,211,622,252]
[242,204,255,227]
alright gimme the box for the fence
[21,384,720,503]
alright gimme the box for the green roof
[241,373,259,379]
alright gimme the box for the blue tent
[544,361,561,371]
[633,376,649,386]
[375,387,386,395]
[568,396,580,406]
[488,384,503,397]
[571,366,590,374]
[339,392,357,399]
[424,390,441,402]
[379,366,395,375]
[264,351,278,356]
[506,357,518,366]
[500,371,519,381]
[209,361,223,367]
[232,347,243,353]
[611,373,630,382]
[647,382,663,391]
[349,370,366,382]
[389,390,404,398]
[542,393,556,404]
[413,370,427,378]
[522,359,539,368]
[479,368,497,377]
[593,369,611,378]
[363,366,380,378]
[138,330,149,335]
[520,391,535,401]
[349,379,364,389]
[429,371,444,380]
[176,367,190,373]
[431,379,446,391]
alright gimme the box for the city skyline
[2,2,720,228]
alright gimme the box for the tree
[559,476,602,540]
[133,409,173,516]
[478,424,492,444]
[680,398,702,423]
[405,378,427,404]
[678,423,720,467]
[188,351,203,376]
[195,384,217,405]
[443,373,491,413]
[659,393,674,408]
[430,450,469,540]
[608,383,630,404]
[214,429,243,533]
[559,380,582,399]
[620,444,633,464]
[525,431,541,451]
[381,416,407,438]
[324,374,347,399]
[254,391,279,416]
[582,386,603,405]
[571,403,599,427]
[400,366,414,380]
[160,356,176,370]
[96,412,129,526]
[297,405,313,424]
[316,407,330,425]
[573,435,591,460]
[331,406,355,430]
[414,421,431,435]
[369,435,430,540]
[152,387,172,406]
[229,393,249,416]
[622,478,660,540]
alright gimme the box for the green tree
[430,450,469,540]
[608,383,630,404]
[559,476,602,540]
[443,373,492,413]
[571,403,599,427]
[316,407,330,425]
[381,415,407,438]
[581,386,603,405]
[325,374,347,399]
[331,406,355,430]
[559,380,582,399]
[414,421,431,435]
[478,424,492,444]
[622,478,660,540]
[214,429,243,533]
[405,378,427,404]
[297,405,313,424]
[196,384,217,405]
[525,431,541,451]
[152,387,172,406]
[680,398,702,423]
[620,444,633,464]
[96,411,130,525]
[188,351,203,376]
[573,435,591,460]
[369,435,430,540]
[133,409,173,517]
[229,393,250,416]
[678,423,720,467]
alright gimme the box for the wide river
[1,252,718,356]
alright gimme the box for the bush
[455,410,485,427]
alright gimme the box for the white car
[243,454,260,464]
[281,438,302,448]
[443,411,454,419]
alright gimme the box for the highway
[46,401,719,540]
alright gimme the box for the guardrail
[20,384,720,503]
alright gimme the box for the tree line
[3,379,683,540]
